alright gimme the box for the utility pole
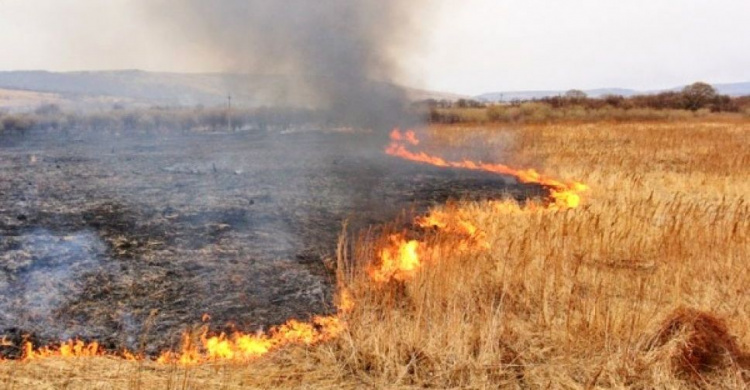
[227,94,232,132]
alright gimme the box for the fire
[386,129,588,209]
[5,127,589,365]
[369,206,493,284]
[416,209,489,250]
[417,209,479,237]
[389,128,420,146]
[369,234,422,283]
[337,289,355,313]
[16,316,344,365]
[23,340,105,360]
[368,129,589,283]
[156,315,344,365]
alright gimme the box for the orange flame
[16,316,344,365]
[390,128,420,146]
[368,129,589,283]
[156,315,344,365]
[369,207,493,284]
[337,289,355,313]
[386,129,588,209]
[23,340,105,360]
[416,209,489,250]
[369,234,422,283]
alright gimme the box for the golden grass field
[2,119,748,389]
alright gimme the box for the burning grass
[2,119,748,388]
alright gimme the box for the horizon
[0,68,747,98]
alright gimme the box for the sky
[0,0,749,95]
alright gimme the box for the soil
[0,128,545,357]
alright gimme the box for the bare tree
[682,82,717,111]
[564,89,588,99]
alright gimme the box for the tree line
[420,82,750,124]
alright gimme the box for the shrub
[1,114,34,132]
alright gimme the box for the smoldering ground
[0,125,545,356]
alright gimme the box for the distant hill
[698,82,750,97]
[0,70,467,112]
[477,83,750,102]
[0,70,301,110]
[1,70,748,111]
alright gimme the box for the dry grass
[0,88,63,111]
[2,120,748,389]
[432,105,750,125]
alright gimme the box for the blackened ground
[0,128,545,357]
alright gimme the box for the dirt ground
[0,127,543,357]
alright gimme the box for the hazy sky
[1,0,749,95]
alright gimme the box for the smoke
[0,229,108,341]
[148,0,427,130]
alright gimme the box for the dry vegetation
[425,84,750,125]
[2,119,748,389]
[429,104,750,125]
[0,89,64,111]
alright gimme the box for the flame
[156,315,344,365]
[16,316,344,365]
[5,127,590,365]
[369,234,422,283]
[368,129,589,283]
[416,209,489,250]
[390,128,419,146]
[386,130,588,209]
[23,340,105,360]
[338,289,355,313]
[417,209,479,237]
[369,207,493,283]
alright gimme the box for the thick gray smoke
[150,0,425,130]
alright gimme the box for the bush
[1,114,34,132]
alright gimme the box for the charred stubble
[0,129,542,356]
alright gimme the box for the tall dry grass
[2,120,748,389]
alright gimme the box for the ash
[0,128,543,356]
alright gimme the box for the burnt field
[0,128,544,357]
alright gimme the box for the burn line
[7,128,588,365]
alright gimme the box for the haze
[1,0,749,95]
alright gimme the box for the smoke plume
[149,0,427,130]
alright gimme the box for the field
[1,119,748,388]
[0,128,540,356]
[0,89,64,112]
